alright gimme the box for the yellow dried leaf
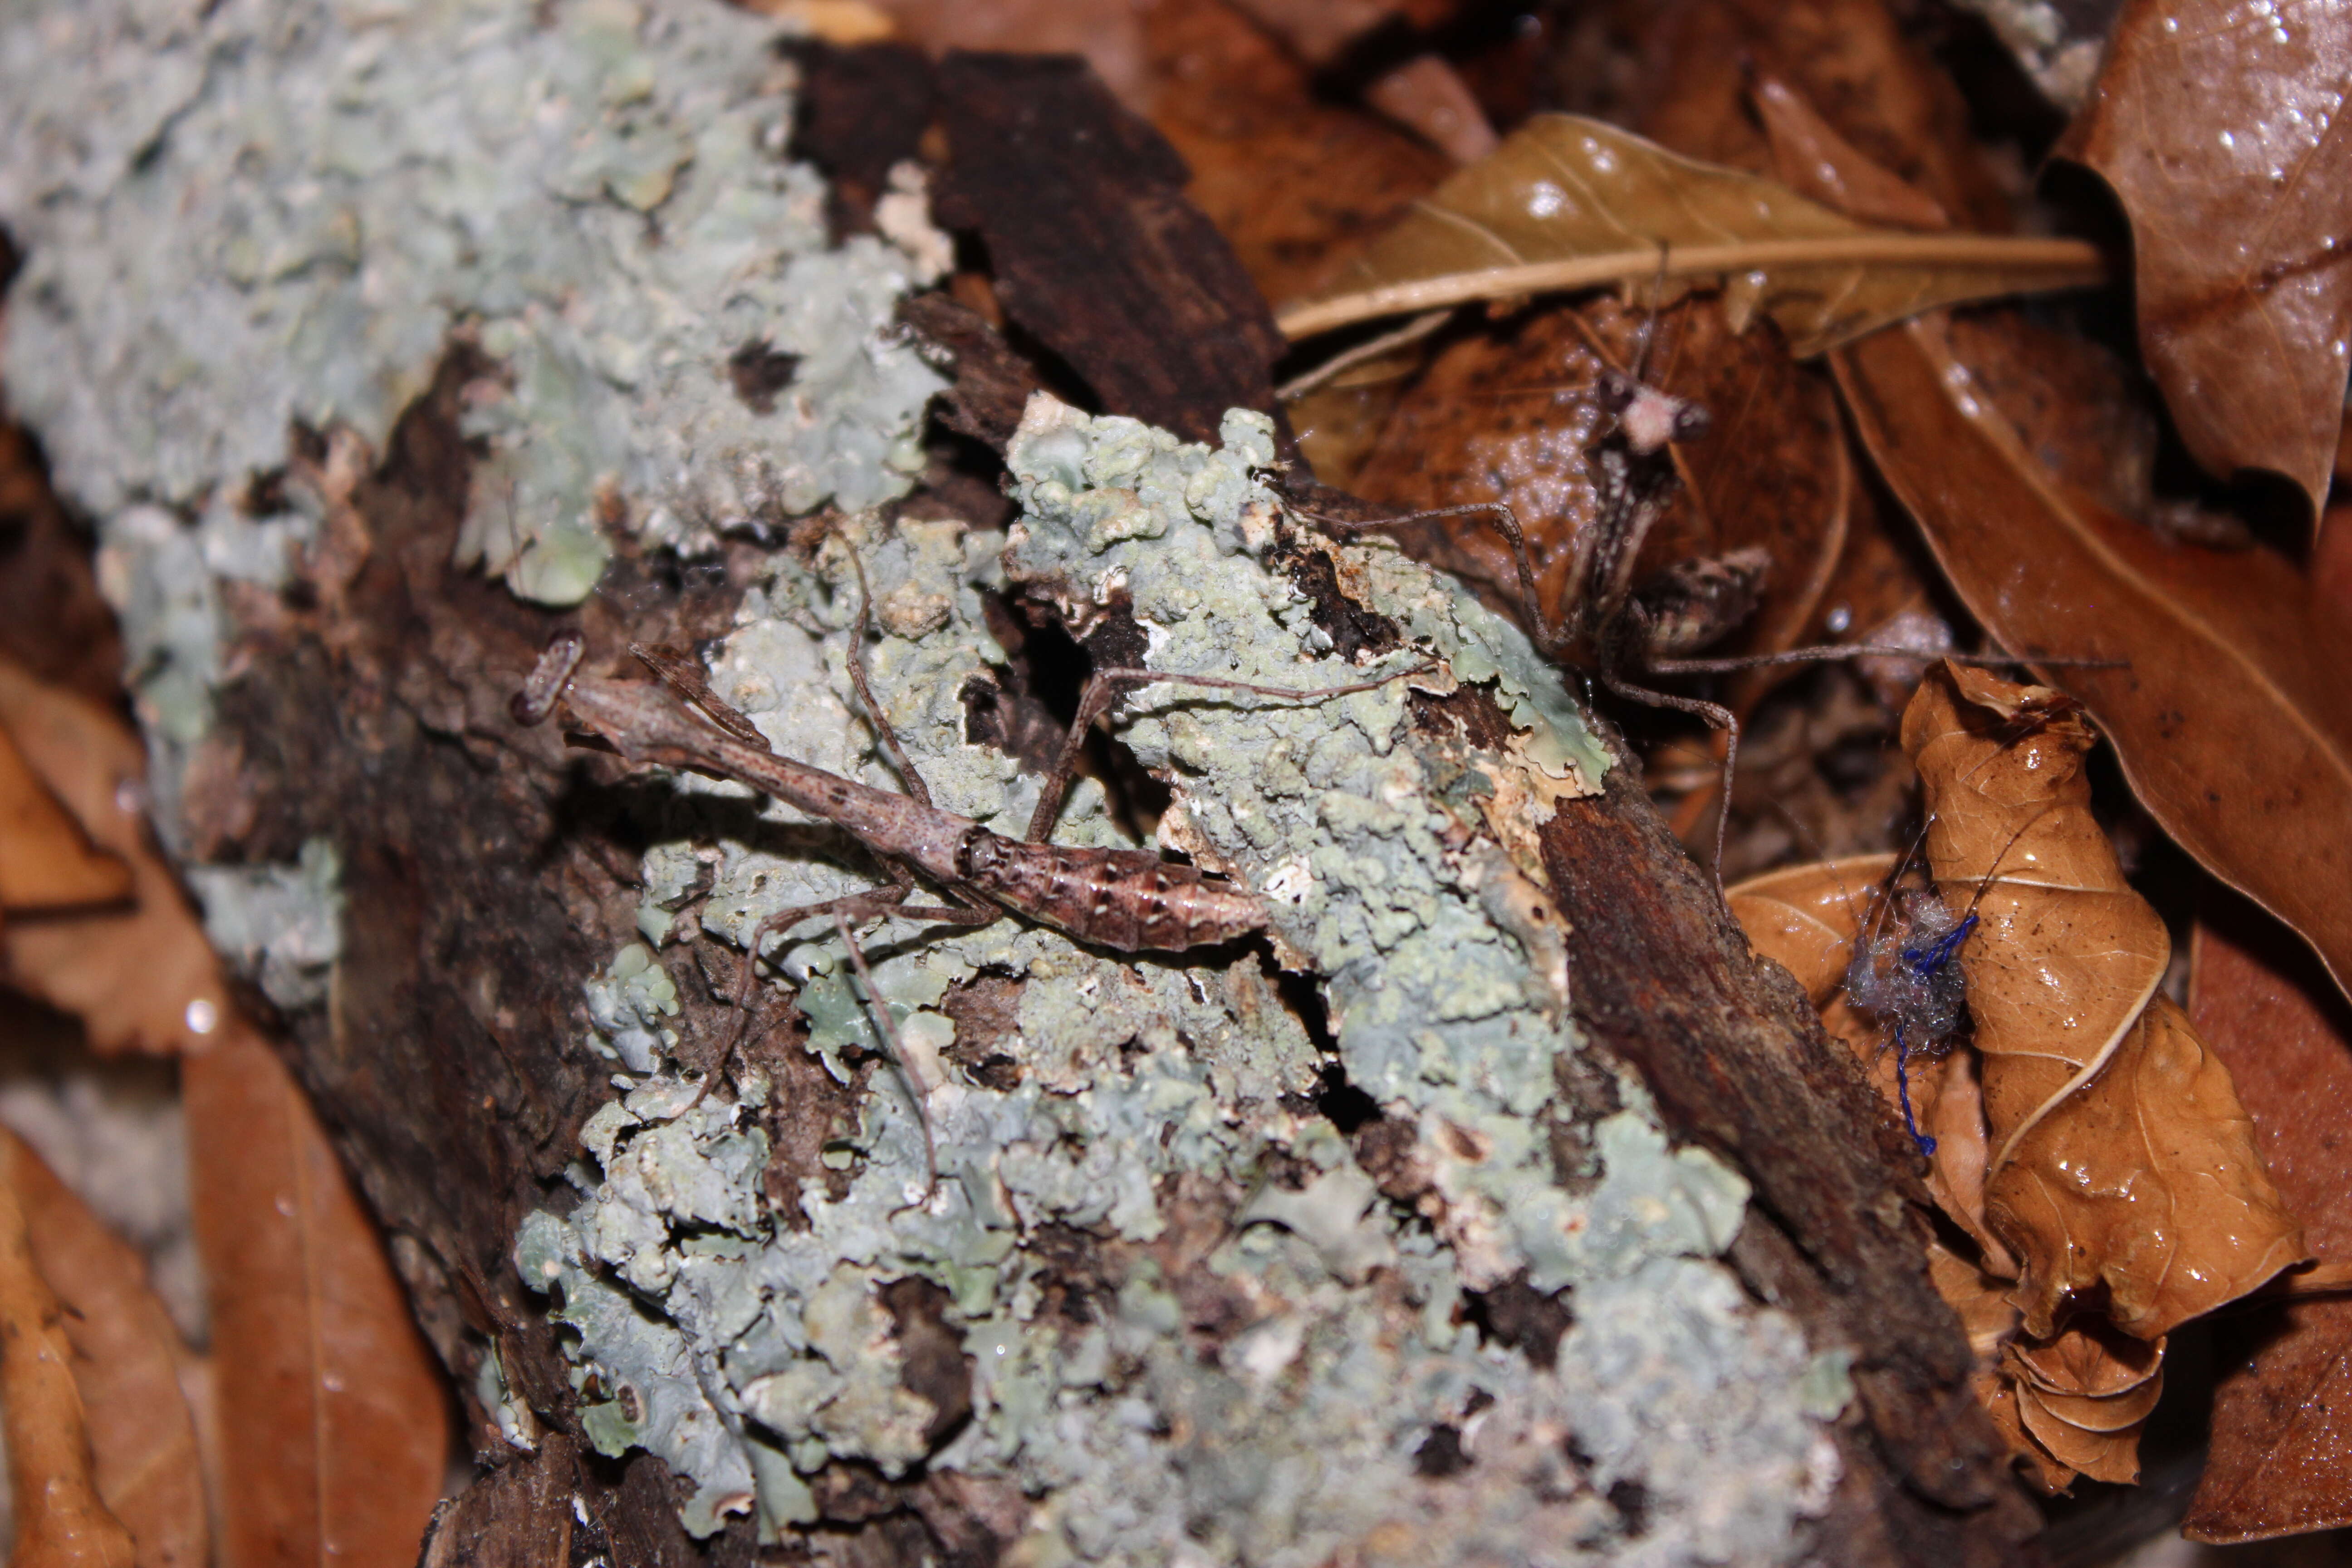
[1901,662,2304,1340]
[1274,114,2102,353]
[0,1130,136,1568]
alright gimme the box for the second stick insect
[515,556,1428,1183]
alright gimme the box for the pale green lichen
[185,837,344,1014]
[1,0,946,609]
[519,401,1853,1562]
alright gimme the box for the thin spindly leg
[1023,659,1433,843]
[1600,671,1739,887]
[1647,646,2124,676]
[832,909,939,1198]
[1294,500,1564,658]
[696,882,993,1107]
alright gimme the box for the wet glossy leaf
[2183,900,2352,1543]
[0,660,229,1055]
[1902,663,2303,1342]
[0,1124,136,1568]
[1734,848,2188,1494]
[2058,0,2352,516]
[1274,114,2102,351]
[3,1129,206,1568]
[1344,291,1848,668]
[2004,1322,2163,1485]
[1835,311,2352,1013]
[187,1026,450,1568]
[0,717,131,913]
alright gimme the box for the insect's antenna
[1629,239,1672,387]
[1857,817,1935,963]
[1952,809,2048,927]
[833,909,938,1200]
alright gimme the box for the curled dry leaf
[186,1026,449,1568]
[1733,854,2161,1490]
[2004,1322,2163,1486]
[1273,114,2102,350]
[1902,662,2303,1340]
[0,659,228,1055]
[1,1128,206,1568]
[1726,853,1998,1263]
[1341,291,1847,671]
[1834,311,2352,1014]
[0,717,131,913]
[2057,0,2352,516]
[2182,900,2352,1543]
[0,1123,137,1568]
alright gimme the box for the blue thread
[1890,911,1974,1158]
[1893,1025,1936,1156]
[1901,911,1978,979]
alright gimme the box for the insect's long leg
[1627,238,1673,386]
[1295,502,1565,659]
[1646,646,2127,676]
[1600,671,1738,885]
[696,882,992,1108]
[840,545,935,811]
[1023,658,1435,844]
[832,908,938,1198]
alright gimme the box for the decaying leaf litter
[4,0,2352,1562]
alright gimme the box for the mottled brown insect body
[960,837,1263,951]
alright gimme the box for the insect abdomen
[962,836,1264,951]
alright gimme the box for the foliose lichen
[523,397,1852,1562]
[186,836,345,1014]
[0,0,944,609]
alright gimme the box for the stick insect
[514,564,1431,1183]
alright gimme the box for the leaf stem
[1276,235,2107,341]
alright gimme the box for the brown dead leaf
[1835,311,2352,1014]
[1928,1167,2154,1495]
[872,0,1147,113]
[0,718,131,913]
[1142,0,1451,306]
[1345,291,1847,668]
[1726,850,1897,1004]
[1731,844,2196,1494]
[2005,1322,2163,1485]
[0,659,228,1055]
[1750,75,1953,233]
[1624,0,2012,235]
[0,421,125,711]
[2057,0,2352,516]
[1275,114,2102,349]
[2183,898,2352,1543]
[1727,851,2000,1262]
[1735,833,2188,1493]
[186,1026,449,1568]
[0,1123,136,1568]
[2,1128,206,1567]
[1903,662,2303,1342]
